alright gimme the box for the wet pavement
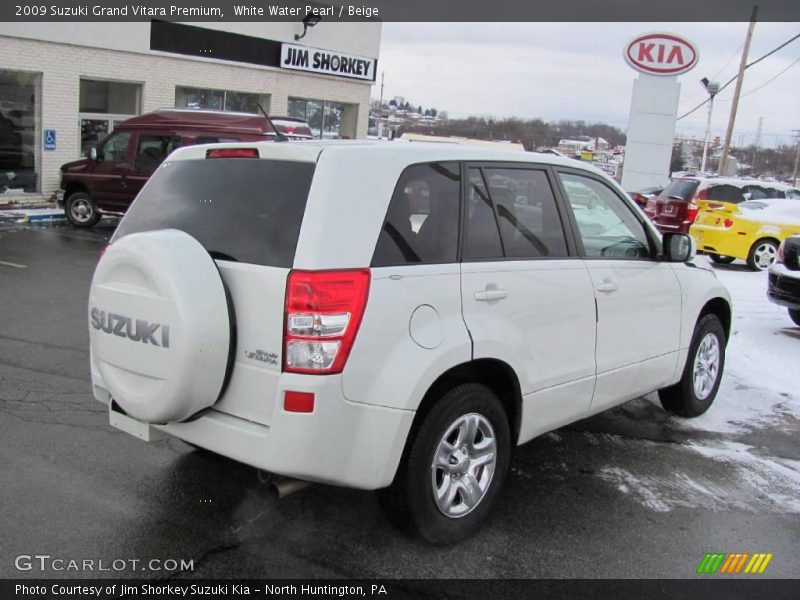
[1,221,798,580]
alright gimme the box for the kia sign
[624,33,698,76]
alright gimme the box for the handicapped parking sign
[44,129,56,150]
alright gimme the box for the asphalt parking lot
[1,219,798,580]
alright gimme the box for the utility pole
[752,115,762,172]
[792,130,800,186]
[378,71,385,138]
[719,5,758,176]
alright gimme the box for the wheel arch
[751,235,781,249]
[699,297,732,343]
[64,181,91,199]
[408,358,522,449]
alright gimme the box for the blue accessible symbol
[44,129,56,150]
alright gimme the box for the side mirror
[89,147,99,161]
[663,233,696,263]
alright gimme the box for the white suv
[89,142,731,543]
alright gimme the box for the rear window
[113,158,314,268]
[660,179,699,201]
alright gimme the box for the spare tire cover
[89,229,232,423]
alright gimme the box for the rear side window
[482,168,568,258]
[114,159,314,268]
[706,184,746,203]
[372,162,460,266]
[660,179,699,201]
[465,169,503,259]
[134,135,181,174]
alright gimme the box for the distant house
[557,137,609,155]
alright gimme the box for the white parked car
[89,142,731,543]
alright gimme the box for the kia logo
[625,33,698,76]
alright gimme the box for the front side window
[372,162,460,266]
[559,172,651,259]
[100,132,131,162]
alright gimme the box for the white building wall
[0,23,378,202]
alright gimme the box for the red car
[644,177,799,235]
[58,109,278,228]
[269,116,315,140]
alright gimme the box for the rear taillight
[206,148,259,159]
[686,201,699,223]
[283,269,371,374]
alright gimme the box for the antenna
[256,102,289,142]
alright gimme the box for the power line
[741,55,800,97]
[676,32,800,121]
[678,42,745,106]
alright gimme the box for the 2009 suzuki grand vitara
[89,141,731,543]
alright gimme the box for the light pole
[700,78,720,174]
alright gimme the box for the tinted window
[706,184,746,203]
[372,162,460,266]
[134,135,181,173]
[100,131,130,162]
[483,168,568,258]
[660,179,699,201]
[114,159,314,268]
[465,168,503,259]
[559,173,651,259]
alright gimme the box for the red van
[58,109,278,228]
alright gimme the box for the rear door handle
[596,281,618,293]
[474,289,508,301]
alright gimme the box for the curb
[0,207,67,224]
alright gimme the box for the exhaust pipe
[269,476,312,498]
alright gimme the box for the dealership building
[0,20,381,202]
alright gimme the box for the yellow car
[691,199,800,271]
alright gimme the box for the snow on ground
[596,256,800,514]
[661,255,799,435]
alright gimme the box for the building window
[79,79,141,157]
[288,97,356,139]
[174,86,268,114]
[0,69,40,194]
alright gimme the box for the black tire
[709,254,736,265]
[659,314,726,418]
[789,309,800,327]
[746,239,778,271]
[377,383,511,544]
[65,191,101,228]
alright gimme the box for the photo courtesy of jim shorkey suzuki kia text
[24,4,382,17]
[15,583,387,596]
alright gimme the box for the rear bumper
[767,266,800,310]
[94,378,414,490]
[690,224,745,259]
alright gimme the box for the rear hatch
[111,152,316,425]
[645,179,700,228]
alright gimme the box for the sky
[377,22,800,147]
